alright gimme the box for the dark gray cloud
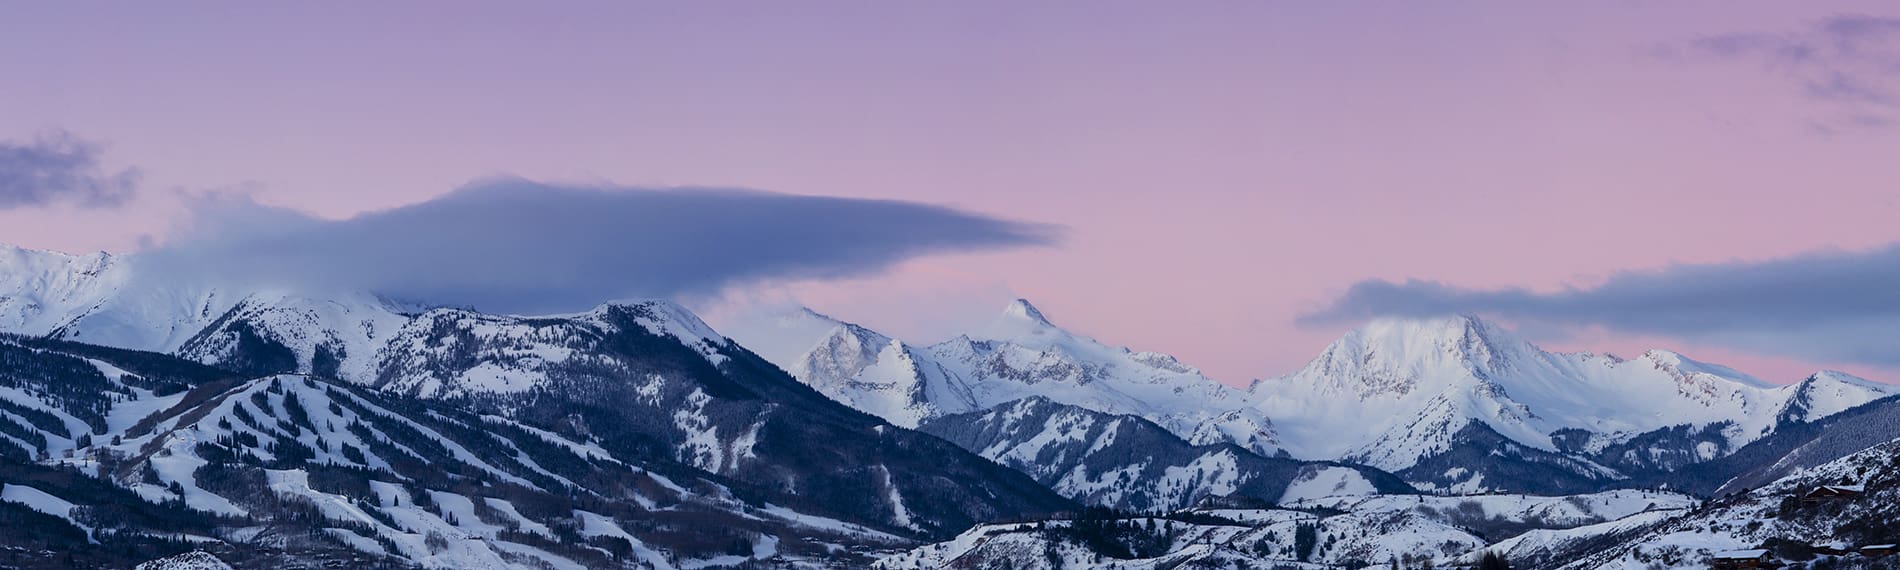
[0,131,139,209]
[1683,14,1900,131]
[1301,243,1900,367]
[145,178,1059,314]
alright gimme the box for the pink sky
[3,2,1898,384]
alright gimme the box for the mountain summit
[978,298,1058,340]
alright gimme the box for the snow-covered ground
[1,483,93,541]
[872,482,1720,569]
[879,488,1703,569]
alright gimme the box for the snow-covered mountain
[0,245,1081,567]
[732,303,1896,495]
[0,335,936,567]
[728,298,1897,495]
[1240,315,1896,492]
[916,396,1411,511]
[189,297,1077,537]
[722,299,1270,446]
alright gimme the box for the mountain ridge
[721,299,1271,444]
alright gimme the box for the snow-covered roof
[1863,544,1898,550]
[1711,549,1769,559]
[1811,484,1865,494]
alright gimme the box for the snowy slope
[90,372,928,568]
[1707,395,1900,496]
[134,551,234,570]
[175,290,412,381]
[1291,489,1695,530]
[1460,509,1682,568]
[1565,435,1900,569]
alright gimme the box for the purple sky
[4,2,1899,384]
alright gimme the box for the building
[1710,549,1776,570]
[1862,544,1897,558]
[1801,484,1864,504]
[1814,542,1852,556]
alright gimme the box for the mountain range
[0,246,1072,568]
[724,299,1895,496]
[2,243,1897,569]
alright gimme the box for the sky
[4,2,1900,385]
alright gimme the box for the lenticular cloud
[144,178,1060,314]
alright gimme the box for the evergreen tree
[1294,522,1318,562]
[1478,551,1511,570]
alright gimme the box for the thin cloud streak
[1683,14,1900,131]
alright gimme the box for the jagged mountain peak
[1001,298,1052,326]
[795,319,903,379]
[976,298,1063,343]
[796,304,839,321]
